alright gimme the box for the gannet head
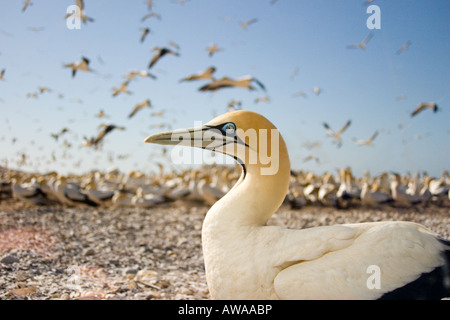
[144,110,289,176]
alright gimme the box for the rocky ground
[0,199,449,300]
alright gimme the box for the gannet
[141,12,161,22]
[396,41,412,55]
[128,99,152,119]
[124,70,157,80]
[254,95,270,104]
[347,33,373,50]
[240,18,258,30]
[199,76,266,92]
[179,67,216,82]
[11,178,50,205]
[65,0,94,24]
[63,56,93,78]
[353,130,379,146]
[50,127,69,141]
[22,0,32,12]
[206,44,223,57]
[144,110,449,299]
[410,102,439,117]
[313,86,321,96]
[322,120,351,148]
[148,47,179,69]
[84,124,125,148]
[27,26,45,32]
[112,81,132,97]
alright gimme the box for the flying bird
[144,110,450,300]
[148,47,179,69]
[206,43,223,57]
[227,100,242,112]
[353,131,379,146]
[94,110,108,118]
[38,86,52,94]
[141,12,161,22]
[199,76,266,92]
[254,95,270,104]
[151,110,164,117]
[410,102,439,117]
[146,0,154,10]
[129,99,152,118]
[22,0,32,12]
[63,56,93,77]
[323,120,351,147]
[303,155,320,164]
[140,28,151,43]
[27,26,45,32]
[347,33,373,50]
[292,91,307,98]
[0,69,5,80]
[65,0,94,24]
[112,81,132,97]
[313,86,321,96]
[84,124,125,148]
[290,67,299,80]
[240,18,258,30]
[50,128,69,141]
[396,41,411,54]
[179,66,216,82]
[168,41,180,51]
[124,70,156,80]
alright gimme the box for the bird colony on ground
[2,165,449,210]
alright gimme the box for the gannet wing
[268,224,358,266]
[273,222,448,300]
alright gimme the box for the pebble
[0,203,448,300]
[1,255,19,265]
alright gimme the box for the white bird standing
[144,110,449,300]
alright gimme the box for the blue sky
[0,0,449,177]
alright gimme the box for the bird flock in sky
[0,0,443,175]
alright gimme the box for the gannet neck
[206,112,291,226]
[221,161,290,226]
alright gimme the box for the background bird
[123,70,156,80]
[84,124,125,148]
[140,28,151,43]
[347,33,373,50]
[396,41,412,54]
[180,67,216,82]
[148,47,179,69]
[199,75,265,92]
[112,81,132,97]
[353,131,379,146]
[128,99,152,118]
[22,0,32,12]
[65,0,94,24]
[323,120,351,147]
[410,102,439,117]
[63,56,93,77]
[206,43,223,57]
[240,18,258,29]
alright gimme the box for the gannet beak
[144,125,236,151]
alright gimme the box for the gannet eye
[222,122,236,135]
